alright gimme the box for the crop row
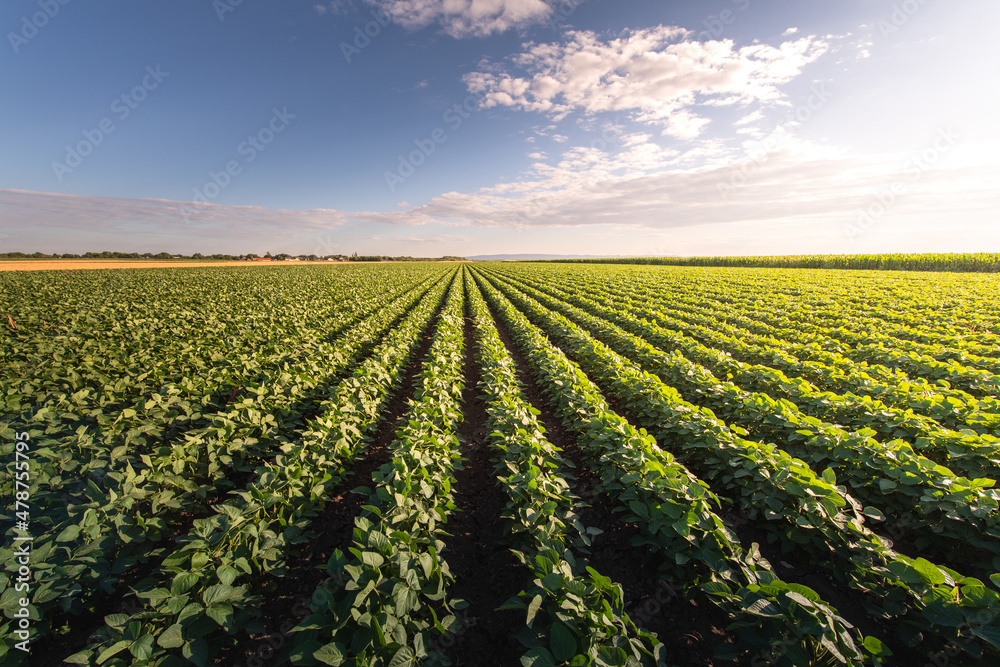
[490,269,1000,475]
[476,268,1000,660]
[0,271,450,658]
[8,269,456,665]
[472,270,881,665]
[505,265,1000,438]
[289,272,468,666]
[481,268,1000,575]
[520,264,1000,414]
[466,272,666,666]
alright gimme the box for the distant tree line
[536,253,1000,273]
[0,251,467,262]
[346,255,467,262]
[0,251,237,260]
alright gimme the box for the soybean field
[3,262,1000,667]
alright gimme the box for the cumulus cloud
[367,0,553,38]
[464,26,832,138]
[334,133,1000,237]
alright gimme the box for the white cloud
[367,0,553,38]
[6,139,996,253]
[0,189,349,239]
[378,233,473,244]
[464,26,833,138]
[735,109,764,126]
[338,136,1000,238]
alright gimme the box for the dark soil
[440,295,526,666]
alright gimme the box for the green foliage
[4,260,999,665]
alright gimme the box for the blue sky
[1,0,997,257]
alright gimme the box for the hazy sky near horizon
[1,0,997,257]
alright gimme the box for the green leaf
[782,583,820,602]
[887,561,923,585]
[104,614,130,630]
[521,647,556,667]
[878,479,897,493]
[863,636,888,655]
[368,530,390,551]
[202,584,237,606]
[361,551,385,568]
[56,524,82,542]
[921,602,965,628]
[628,501,649,519]
[526,594,543,626]
[388,646,416,667]
[912,558,946,585]
[395,586,418,616]
[171,572,199,596]
[182,638,209,667]
[217,565,240,586]
[861,506,885,521]
[550,622,577,662]
[129,634,155,660]
[97,640,131,664]
[784,592,814,609]
[746,599,782,617]
[973,625,1000,650]
[206,602,234,629]
[157,624,185,649]
[136,587,172,603]
[314,642,346,666]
